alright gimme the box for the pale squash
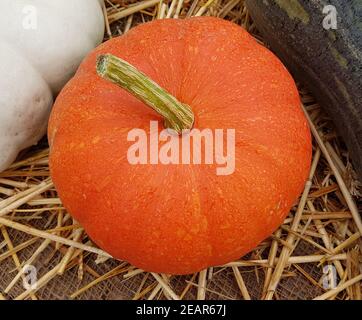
[0,0,105,171]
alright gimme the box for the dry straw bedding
[0,0,361,300]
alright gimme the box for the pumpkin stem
[96,54,194,134]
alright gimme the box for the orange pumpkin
[48,17,312,275]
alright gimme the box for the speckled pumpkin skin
[48,17,312,275]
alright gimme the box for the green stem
[96,54,194,134]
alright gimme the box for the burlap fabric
[0,223,325,300]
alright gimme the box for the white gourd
[0,0,105,171]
